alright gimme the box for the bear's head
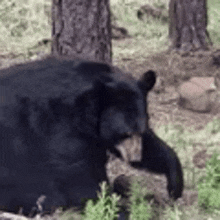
[98,69,156,146]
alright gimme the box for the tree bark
[169,0,212,51]
[51,0,112,63]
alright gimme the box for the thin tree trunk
[51,0,112,63]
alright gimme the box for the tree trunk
[51,0,112,63]
[169,0,212,51]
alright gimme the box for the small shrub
[128,179,152,220]
[163,204,182,220]
[198,152,220,211]
[82,182,120,220]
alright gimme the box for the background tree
[169,0,212,51]
[52,0,112,63]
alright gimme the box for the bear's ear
[138,70,156,93]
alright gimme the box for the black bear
[130,128,184,200]
[0,56,156,215]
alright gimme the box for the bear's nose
[128,118,146,136]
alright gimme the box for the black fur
[0,56,156,215]
[130,129,184,200]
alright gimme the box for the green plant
[163,204,182,220]
[82,181,120,220]
[198,152,220,211]
[205,118,220,134]
[128,179,152,220]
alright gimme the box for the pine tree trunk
[51,0,112,63]
[169,0,212,51]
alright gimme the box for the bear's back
[0,57,116,103]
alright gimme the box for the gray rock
[177,77,216,112]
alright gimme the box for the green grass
[0,0,51,56]
[207,0,220,46]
